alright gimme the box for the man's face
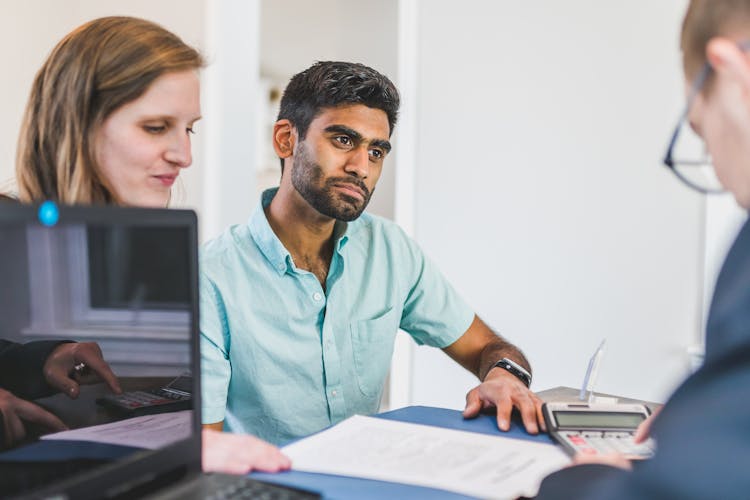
[290,104,391,221]
[688,73,750,208]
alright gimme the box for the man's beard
[291,142,373,222]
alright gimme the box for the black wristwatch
[490,358,532,387]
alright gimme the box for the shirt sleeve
[199,272,232,424]
[0,339,74,400]
[397,230,475,348]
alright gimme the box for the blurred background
[1,0,746,408]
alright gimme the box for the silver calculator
[96,374,192,416]
[542,402,656,460]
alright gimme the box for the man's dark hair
[277,61,400,170]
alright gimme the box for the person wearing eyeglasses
[536,1,750,498]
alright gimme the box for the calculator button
[609,432,631,438]
[588,437,616,453]
[613,441,630,453]
[582,431,603,438]
[568,435,586,445]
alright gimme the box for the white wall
[1,0,732,408]
[408,0,701,406]
[200,0,260,241]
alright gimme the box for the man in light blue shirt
[201,61,544,445]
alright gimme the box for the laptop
[0,202,319,499]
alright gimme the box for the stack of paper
[283,415,570,499]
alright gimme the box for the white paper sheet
[283,415,570,499]
[41,410,192,450]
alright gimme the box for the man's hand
[202,429,292,474]
[0,388,67,449]
[462,368,546,434]
[43,342,122,398]
[572,451,632,470]
[633,406,661,443]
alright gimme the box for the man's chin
[326,197,368,221]
[306,192,369,221]
[329,205,365,222]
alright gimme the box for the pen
[579,339,606,402]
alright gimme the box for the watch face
[498,358,531,386]
[503,358,528,375]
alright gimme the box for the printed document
[283,415,570,499]
[41,410,192,450]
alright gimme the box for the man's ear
[273,119,296,159]
[707,37,750,92]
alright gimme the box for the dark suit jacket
[0,340,68,400]
[0,339,69,447]
[537,215,750,499]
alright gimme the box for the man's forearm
[478,338,531,381]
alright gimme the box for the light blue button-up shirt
[200,189,474,445]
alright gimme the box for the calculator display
[554,411,645,429]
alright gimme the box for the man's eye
[335,136,352,146]
[369,148,384,160]
[187,127,197,135]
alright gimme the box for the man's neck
[265,185,337,286]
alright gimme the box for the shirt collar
[248,188,291,275]
[249,188,352,275]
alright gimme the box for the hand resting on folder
[202,429,291,474]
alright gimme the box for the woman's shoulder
[0,178,19,201]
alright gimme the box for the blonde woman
[14,16,289,474]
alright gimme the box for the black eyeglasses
[664,40,750,194]
[662,61,725,194]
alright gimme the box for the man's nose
[344,146,369,178]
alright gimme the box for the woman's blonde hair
[16,16,204,204]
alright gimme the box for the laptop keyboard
[204,476,319,500]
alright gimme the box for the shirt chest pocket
[349,306,400,398]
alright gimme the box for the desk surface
[537,386,661,413]
[0,377,185,462]
[253,387,658,499]
[253,405,553,500]
[2,387,656,497]
[37,377,175,430]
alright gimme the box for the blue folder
[252,405,555,500]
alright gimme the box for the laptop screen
[0,203,201,499]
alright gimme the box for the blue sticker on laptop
[38,200,59,227]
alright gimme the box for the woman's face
[94,70,201,207]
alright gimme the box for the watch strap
[491,357,532,387]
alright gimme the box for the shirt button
[313,292,323,301]
[331,390,338,397]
